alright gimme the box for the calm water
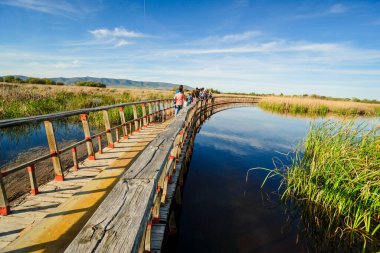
[0,116,114,169]
[174,107,377,253]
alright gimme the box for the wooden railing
[0,98,175,216]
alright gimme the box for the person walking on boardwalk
[174,85,185,116]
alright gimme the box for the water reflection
[174,107,377,253]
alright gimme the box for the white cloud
[197,31,262,45]
[220,31,262,42]
[114,40,133,47]
[85,27,145,48]
[158,40,345,56]
[89,27,145,38]
[328,3,347,14]
[294,3,348,19]
[0,0,94,17]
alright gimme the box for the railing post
[27,165,38,195]
[44,120,65,181]
[142,104,147,127]
[211,97,215,115]
[116,128,120,143]
[72,147,79,171]
[103,110,114,148]
[148,103,154,124]
[0,172,10,216]
[119,107,128,139]
[80,114,95,161]
[129,122,133,135]
[165,100,169,119]
[160,101,165,122]
[155,102,160,121]
[97,136,103,154]
[132,104,139,132]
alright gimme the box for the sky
[0,0,380,99]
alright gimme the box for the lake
[172,106,378,253]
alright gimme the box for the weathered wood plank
[64,179,154,253]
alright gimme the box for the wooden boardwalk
[0,120,171,252]
[0,95,260,253]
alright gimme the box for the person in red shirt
[174,85,185,116]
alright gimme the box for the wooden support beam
[44,120,65,181]
[119,107,128,139]
[129,122,133,136]
[116,128,120,143]
[211,97,215,115]
[161,176,168,204]
[142,104,147,127]
[103,110,114,148]
[0,172,10,216]
[80,114,95,161]
[160,101,165,122]
[155,102,160,121]
[132,104,139,131]
[27,165,38,195]
[97,136,103,154]
[145,221,152,252]
[165,100,169,119]
[153,193,161,223]
[72,147,79,171]
[148,103,154,123]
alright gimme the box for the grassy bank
[281,121,380,247]
[259,96,380,116]
[0,83,171,123]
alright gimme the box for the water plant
[252,120,380,250]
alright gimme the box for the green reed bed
[258,98,380,117]
[281,121,380,247]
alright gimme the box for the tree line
[0,76,64,85]
[1,76,107,88]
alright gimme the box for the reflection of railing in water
[0,98,175,216]
[64,96,260,253]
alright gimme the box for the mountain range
[8,75,193,90]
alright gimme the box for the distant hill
[7,75,193,90]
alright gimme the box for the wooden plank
[64,179,155,253]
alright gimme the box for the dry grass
[259,96,380,116]
[0,83,172,119]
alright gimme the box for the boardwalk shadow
[0,229,23,237]
[11,204,60,214]
[39,186,82,194]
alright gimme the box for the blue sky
[1,0,380,99]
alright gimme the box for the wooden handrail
[0,99,169,128]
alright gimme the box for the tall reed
[259,96,380,116]
[282,121,380,248]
